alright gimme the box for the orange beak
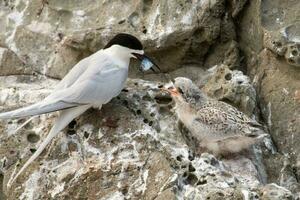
[161,87,180,96]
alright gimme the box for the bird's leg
[178,121,200,154]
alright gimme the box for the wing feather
[194,106,253,135]
[0,101,78,119]
[0,50,127,118]
[54,51,104,90]
[49,60,128,105]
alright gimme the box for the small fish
[141,57,154,71]
[140,56,161,72]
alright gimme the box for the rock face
[0,77,286,199]
[1,0,243,78]
[0,47,26,76]
[203,64,258,117]
[0,0,299,199]
[238,0,300,191]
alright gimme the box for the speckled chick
[165,77,267,156]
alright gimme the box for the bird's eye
[178,87,184,94]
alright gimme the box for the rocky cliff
[0,0,299,199]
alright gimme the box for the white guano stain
[147,6,160,38]
[181,12,193,25]
[142,169,149,193]
[19,171,41,200]
[100,191,125,200]
[49,182,65,198]
[241,189,250,200]
[5,0,30,52]
[73,10,85,17]
[267,102,272,128]
[26,21,53,35]
[71,10,88,28]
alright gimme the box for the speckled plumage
[167,77,267,155]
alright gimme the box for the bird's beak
[161,87,180,96]
[132,53,161,73]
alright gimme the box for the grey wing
[54,57,89,90]
[204,100,261,126]
[54,51,105,90]
[48,61,128,105]
[0,51,111,119]
[216,101,264,128]
[0,100,78,119]
[194,107,249,136]
[0,56,90,119]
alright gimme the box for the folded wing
[0,50,124,119]
[49,58,128,105]
[0,100,78,119]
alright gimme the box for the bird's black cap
[104,33,143,50]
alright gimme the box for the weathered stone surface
[284,42,300,67]
[255,49,300,188]
[203,64,257,116]
[0,47,27,76]
[0,0,242,78]
[263,29,300,67]
[143,152,174,199]
[0,0,300,198]
[238,0,300,191]
[261,183,294,200]
[0,76,56,110]
[0,77,292,199]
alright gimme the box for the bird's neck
[187,92,208,107]
[173,96,196,127]
[103,45,131,68]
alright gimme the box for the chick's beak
[161,87,180,96]
[132,53,161,73]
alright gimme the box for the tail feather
[0,101,78,119]
[7,104,91,188]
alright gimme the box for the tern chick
[165,77,267,156]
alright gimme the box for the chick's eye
[178,87,184,94]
